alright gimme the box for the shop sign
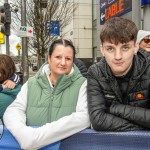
[100,0,132,25]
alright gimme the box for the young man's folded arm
[110,102,150,128]
[87,71,142,131]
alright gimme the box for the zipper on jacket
[48,88,54,122]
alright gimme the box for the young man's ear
[100,45,105,56]
[134,42,139,55]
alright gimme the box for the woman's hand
[2,80,16,89]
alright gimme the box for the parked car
[15,63,22,73]
[32,64,38,71]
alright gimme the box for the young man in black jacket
[87,17,150,131]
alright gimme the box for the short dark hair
[100,17,138,45]
[0,54,16,83]
[49,39,76,60]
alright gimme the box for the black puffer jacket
[87,50,150,131]
[74,58,87,78]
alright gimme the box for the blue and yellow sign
[16,43,21,51]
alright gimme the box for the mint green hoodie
[26,64,86,126]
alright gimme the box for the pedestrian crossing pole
[21,0,29,83]
[5,0,10,55]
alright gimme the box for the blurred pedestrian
[74,58,87,78]
[137,30,150,52]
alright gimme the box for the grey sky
[1,33,21,55]
[0,1,21,56]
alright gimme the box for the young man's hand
[2,80,16,89]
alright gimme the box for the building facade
[62,0,93,68]
[59,0,150,67]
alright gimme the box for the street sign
[142,0,150,5]
[0,32,4,44]
[17,26,33,37]
[16,43,21,51]
[46,20,60,36]
[100,0,132,25]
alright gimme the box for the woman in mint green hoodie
[4,39,90,150]
[0,54,21,119]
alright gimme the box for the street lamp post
[5,0,9,55]
[21,0,28,83]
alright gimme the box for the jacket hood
[100,50,149,80]
[34,62,83,94]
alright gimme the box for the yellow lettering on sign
[105,0,124,20]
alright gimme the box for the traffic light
[0,5,5,33]
[0,3,11,36]
[4,3,11,24]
